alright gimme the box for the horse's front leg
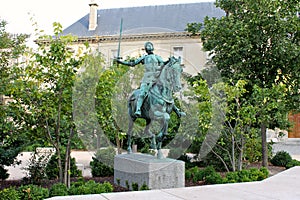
[153,111,170,159]
[156,112,170,142]
[145,118,156,149]
[127,117,134,154]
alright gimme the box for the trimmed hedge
[0,179,114,199]
[186,166,269,184]
[68,180,113,195]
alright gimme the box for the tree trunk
[237,137,244,171]
[64,151,70,187]
[261,123,268,167]
[64,128,74,188]
[57,148,63,183]
[231,134,236,171]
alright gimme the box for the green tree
[8,22,87,185]
[198,0,299,167]
[0,19,29,179]
[95,63,131,153]
[73,53,107,150]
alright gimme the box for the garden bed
[0,163,285,192]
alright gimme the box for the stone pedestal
[114,153,185,190]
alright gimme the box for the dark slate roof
[62,2,225,37]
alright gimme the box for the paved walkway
[45,166,300,200]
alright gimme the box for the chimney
[89,0,98,31]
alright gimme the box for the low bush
[18,184,49,200]
[286,159,300,169]
[187,165,269,185]
[23,151,51,184]
[131,182,139,191]
[0,166,9,181]
[0,187,20,200]
[192,169,204,183]
[140,182,150,190]
[45,154,82,180]
[188,166,221,184]
[49,183,68,197]
[205,172,223,184]
[185,170,192,180]
[237,169,251,182]
[223,167,269,183]
[270,151,292,167]
[68,180,113,195]
[224,171,239,183]
[90,147,116,177]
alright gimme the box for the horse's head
[165,56,183,93]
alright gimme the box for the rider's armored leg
[134,95,144,116]
[135,84,148,117]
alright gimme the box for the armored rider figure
[116,42,169,117]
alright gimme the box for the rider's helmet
[144,42,154,53]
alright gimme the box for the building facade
[62,1,225,75]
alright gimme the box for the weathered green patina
[116,42,185,158]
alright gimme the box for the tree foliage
[191,0,299,167]
[0,19,29,179]
[7,22,87,184]
[95,63,131,153]
[201,0,299,106]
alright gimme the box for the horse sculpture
[127,56,185,159]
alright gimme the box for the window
[173,47,183,59]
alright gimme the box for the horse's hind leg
[127,117,135,154]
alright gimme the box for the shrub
[223,167,269,183]
[248,168,262,181]
[237,169,251,182]
[224,171,239,183]
[0,187,20,200]
[23,151,51,184]
[140,182,150,190]
[49,183,68,197]
[45,154,82,180]
[0,166,9,180]
[192,166,220,184]
[286,159,300,169]
[90,158,113,177]
[101,182,114,193]
[205,172,223,184]
[68,180,113,195]
[192,169,204,183]
[90,147,116,177]
[185,170,192,180]
[258,167,269,180]
[202,166,216,178]
[18,184,49,200]
[125,180,130,189]
[271,151,292,167]
[131,182,139,191]
[189,166,200,176]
